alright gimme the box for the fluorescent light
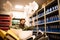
[15,5,24,10]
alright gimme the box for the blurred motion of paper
[19,31,33,40]
[10,28,33,40]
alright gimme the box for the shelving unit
[45,0,60,32]
[0,14,11,31]
[29,0,60,39]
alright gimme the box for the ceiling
[9,0,47,6]
[0,0,50,11]
[0,0,47,6]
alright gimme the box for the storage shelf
[45,0,55,7]
[37,8,44,13]
[29,0,60,35]
[46,31,60,34]
[33,30,45,33]
[46,20,60,24]
[37,23,44,25]
[37,8,44,19]
[33,30,60,34]
[38,15,44,19]
[45,9,58,16]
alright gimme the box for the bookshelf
[0,14,11,31]
[29,0,60,39]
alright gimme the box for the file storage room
[0,0,60,40]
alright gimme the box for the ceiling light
[15,5,24,10]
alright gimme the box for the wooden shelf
[46,20,60,24]
[45,9,58,16]
[37,8,44,13]
[38,15,44,19]
[46,31,60,34]
[45,0,58,9]
[45,0,55,7]
[33,30,60,34]
[37,23,44,25]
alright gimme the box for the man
[19,18,26,29]
[11,18,33,30]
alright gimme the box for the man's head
[20,18,26,24]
